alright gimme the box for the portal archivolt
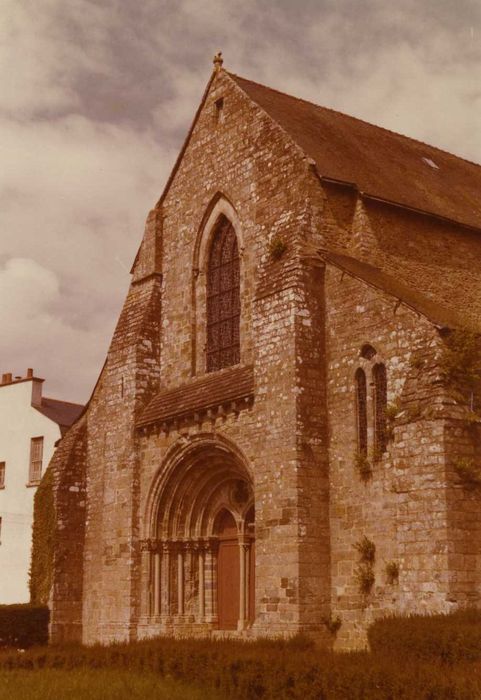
[141,438,255,631]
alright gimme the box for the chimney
[4,373,12,384]
[27,368,33,378]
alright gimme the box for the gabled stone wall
[47,66,481,650]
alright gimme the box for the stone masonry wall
[49,65,481,649]
[81,274,162,644]
[324,264,456,649]
[49,418,87,643]
[133,69,331,638]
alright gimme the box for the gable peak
[213,51,224,72]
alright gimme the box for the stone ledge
[136,364,254,430]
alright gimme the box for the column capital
[140,537,159,552]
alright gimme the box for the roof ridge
[227,71,481,170]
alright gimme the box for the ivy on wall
[441,329,481,395]
[29,466,55,605]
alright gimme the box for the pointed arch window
[355,368,368,457]
[373,363,388,455]
[206,216,240,372]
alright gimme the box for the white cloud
[0,258,97,401]
[0,0,480,403]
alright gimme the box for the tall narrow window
[373,364,388,456]
[355,369,368,456]
[0,462,5,488]
[29,437,44,484]
[206,216,240,372]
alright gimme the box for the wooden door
[217,538,240,629]
[216,510,240,630]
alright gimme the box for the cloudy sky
[1,0,480,403]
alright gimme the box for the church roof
[229,73,481,231]
[318,250,474,332]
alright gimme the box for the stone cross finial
[213,51,223,71]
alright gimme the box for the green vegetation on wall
[29,466,55,605]
[441,329,481,395]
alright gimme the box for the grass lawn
[0,669,221,700]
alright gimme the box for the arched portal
[142,437,255,632]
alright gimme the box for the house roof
[229,73,481,231]
[35,397,84,435]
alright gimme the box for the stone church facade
[45,56,481,650]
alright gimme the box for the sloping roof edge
[318,250,472,332]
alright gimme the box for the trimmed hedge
[1,634,481,699]
[368,609,481,665]
[0,605,49,648]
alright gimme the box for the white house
[0,369,83,604]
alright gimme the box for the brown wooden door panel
[217,539,239,630]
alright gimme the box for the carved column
[153,543,161,618]
[161,541,172,622]
[238,539,250,631]
[207,537,219,624]
[139,538,154,620]
[177,543,185,618]
[198,542,206,622]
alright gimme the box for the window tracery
[206,216,240,372]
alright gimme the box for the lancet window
[373,363,388,456]
[206,216,240,372]
[355,368,368,456]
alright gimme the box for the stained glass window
[206,217,240,372]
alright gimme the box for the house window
[373,363,388,456]
[206,216,240,372]
[29,437,44,484]
[355,369,368,456]
[0,462,4,488]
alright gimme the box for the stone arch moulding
[140,433,255,633]
[193,192,245,273]
[143,432,254,540]
[191,192,245,375]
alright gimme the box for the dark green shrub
[1,636,481,699]
[368,609,481,665]
[0,604,49,648]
